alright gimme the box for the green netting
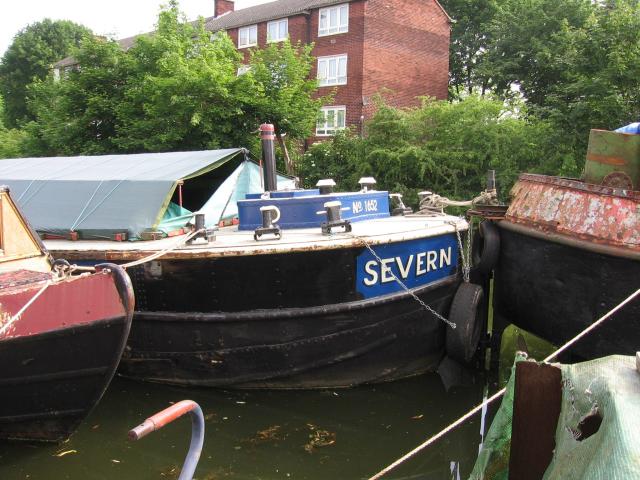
[468,353,525,480]
[544,355,640,480]
[469,355,640,480]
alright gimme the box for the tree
[439,0,499,98]
[485,0,594,105]
[24,37,128,156]
[0,19,91,128]
[114,4,249,152]
[0,96,26,158]
[246,40,327,174]
[24,1,325,160]
[484,0,640,158]
[300,96,576,205]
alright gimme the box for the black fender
[446,282,484,364]
[472,220,500,275]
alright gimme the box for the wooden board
[508,361,563,480]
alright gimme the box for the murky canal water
[0,371,493,480]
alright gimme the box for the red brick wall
[362,0,450,118]
[308,0,366,134]
[227,13,310,63]
[222,0,450,137]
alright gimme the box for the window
[319,3,349,36]
[237,64,252,76]
[317,106,346,136]
[317,55,347,86]
[238,25,257,48]
[267,18,288,42]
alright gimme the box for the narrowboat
[0,126,484,389]
[492,128,640,360]
[0,187,134,442]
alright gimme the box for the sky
[0,0,270,57]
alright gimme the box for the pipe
[129,400,205,480]
[486,170,496,191]
[260,123,277,192]
[177,180,184,208]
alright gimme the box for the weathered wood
[0,190,50,273]
[508,361,562,480]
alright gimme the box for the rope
[120,229,204,269]
[418,190,498,216]
[0,281,52,337]
[367,286,640,480]
[1,229,202,336]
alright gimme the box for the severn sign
[356,234,459,298]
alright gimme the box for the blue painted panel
[355,234,459,299]
[238,191,390,230]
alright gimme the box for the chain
[350,233,457,330]
[450,220,471,283]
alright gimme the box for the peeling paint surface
[505,174,639,251]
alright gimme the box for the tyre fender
[472,220,500,275]
[446,282,484,364]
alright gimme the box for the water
[0,372,491,480]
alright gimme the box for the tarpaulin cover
[0,149,243,238]
[469,355,640,480]
[200,160,296,223]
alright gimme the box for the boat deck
[44,214,467,261]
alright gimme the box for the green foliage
[115,6,247,151]
[439,0,499,98]
[247,40,326,141]
[0,96,27,159]
[442,0,640,164]
[0,19,91,128]
[24,38,127,156]
[300,97,575,206]
[20,1,323,158]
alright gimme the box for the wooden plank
[508,361,562,480]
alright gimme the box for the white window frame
[237,64,252,76]
[267,18,288,43]
[318,3,349,36]
[316,106,346,136]
[317,55,348,86]
[238,25,257,48]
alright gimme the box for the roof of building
[53,0,451,68]
[206,0,350,31]
[53,33,147,68]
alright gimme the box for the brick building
[54,0,451,138]
[207,0,451,137]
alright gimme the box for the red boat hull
[0,265,134,442]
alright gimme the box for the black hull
[493,224,640,359]
[120,276,459,389]
[0,316,131,442]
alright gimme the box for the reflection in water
[0,371,491,480]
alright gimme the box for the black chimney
[260,123,278,193]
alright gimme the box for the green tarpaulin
[470,355,640,480]
[0,149,293,239]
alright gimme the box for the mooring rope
[367,286,640,480]
[2,230,203,335]
[0,281,52,337]
[120,228,204,269]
